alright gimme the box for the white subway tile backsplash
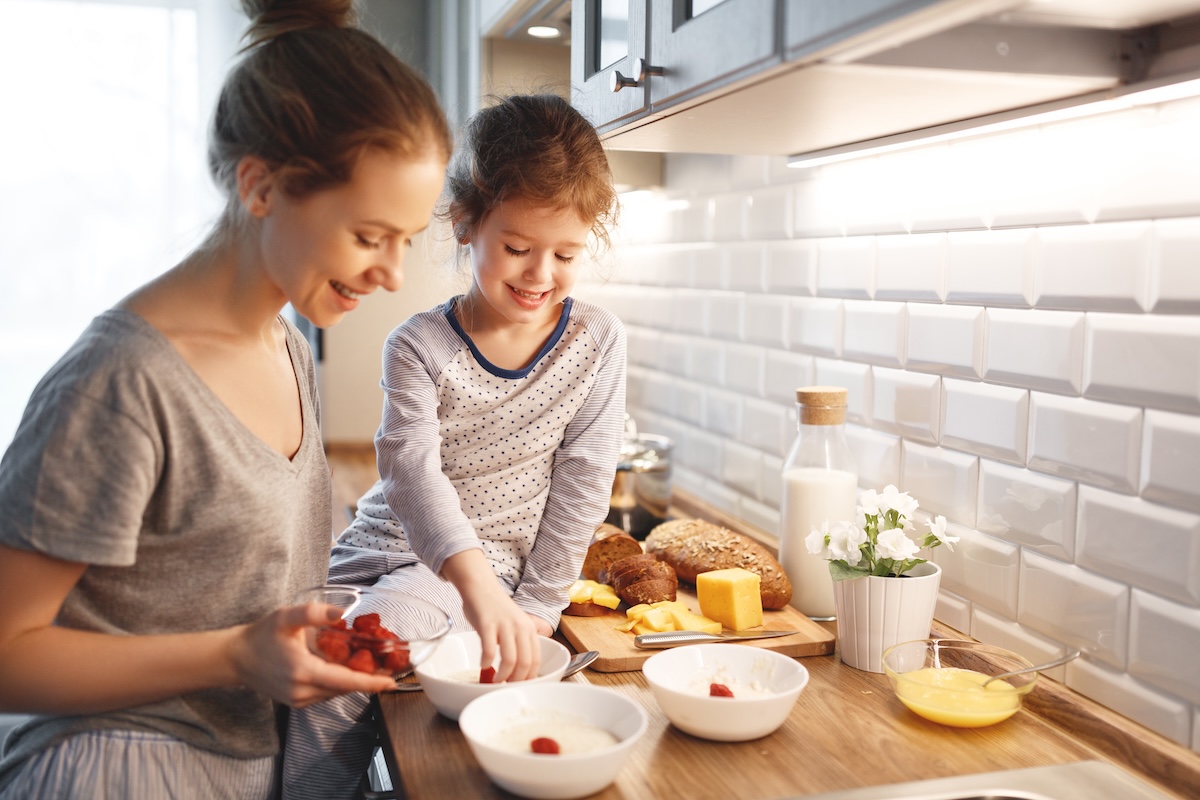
[703,387,742,438]
[672,196,713,244]
[685,336,725,385]
[721,439,764,501]
[722,343,764,396]
[905,303,984,379]
[705,292,744,340]
[793,176,847,239]
[1130,589,1200,704]
[814,359,873,424]
[945,228,1035,307]
[935,590,972,635]
[983,308,1084,394]
[1065,657,1192,748]
[1083,312,1200,414]
[724,243,766,293]
[900,441,978,525]
[977,127,1092,229]
[672,289,708,335]
[1033,221,1151,312]
[970,607,1073,684]
[692,245,723,289]
[741,397,791,458]
[1027,393,1141,493]
[872,367,940,444]
[842,300,906,367]
[933,525,1019,618]
[657,332,689,376]
[712,192,747,242]
[739,496,781,537]
[846,424,901,491]
[1150,217,1200,313]
[765,240,817,296]
[1141,410,1200,514]
[746,186,793,241]
[1077,486,1200,605]
[631,367,673,416]
[874,232,945,302]
[762,453,784,509]
[680,427,724,481]
[673,380,706,427]
[625,326,661,368]
[763,350,814,406]
[1019,549,1128,669]
[816,237,873,299]
[977,460,1076,561]
[940,378,1028,465]
[786,297,843,355]
[744,294,790,349]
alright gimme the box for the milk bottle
[778,387,858,620]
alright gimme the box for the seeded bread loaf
[598,552,658,586]
[604,553,678,606]
[644,519,793,609]
[618,578,677,606]
[581,524,644,581]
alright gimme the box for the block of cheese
[697,568,764,631]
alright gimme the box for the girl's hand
[229,603,397,708]
[443,550,541,683]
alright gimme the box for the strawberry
[345,648,378,674]
[479,666,497,684]
[709,683,734,698]
[315,629,352,664]
[351,613,383,634]
[382,648,411,674]
[530,737,560,755]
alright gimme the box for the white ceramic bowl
[642,643,809,741]
[413,631,571,720]
[458,682,648,800]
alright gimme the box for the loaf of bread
[644,519,793,609]
[581,523,643,581]
[605,553,677,606]
[597,552,657,585]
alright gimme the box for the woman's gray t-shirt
[0,310,332,778]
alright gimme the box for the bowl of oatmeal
[458,683,648,799]
[413,630,571,720]
[641,643,809,741]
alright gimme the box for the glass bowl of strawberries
[296,584,452,680]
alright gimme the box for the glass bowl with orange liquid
[882,639,1039,728]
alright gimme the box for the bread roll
[607,557,676,594]
[644,519,793,609]
[581,524,643,581]
[619,578,677,606]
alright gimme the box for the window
[0,0,239,448]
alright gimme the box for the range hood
[590,0,1200,157]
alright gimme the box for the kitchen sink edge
[789,760,1175,800]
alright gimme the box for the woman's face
[462,197,591,331]
[258,148,446,328]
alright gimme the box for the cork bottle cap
[796,385,848,425]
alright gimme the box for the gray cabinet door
[783,0,946,62]
[571,0,650,131]
[647,0,780,109]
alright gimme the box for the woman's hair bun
[240,0,356,49]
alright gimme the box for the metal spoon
[980,648,1080,687]
[389,650,600,693]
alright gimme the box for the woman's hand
[228,603,397,708]
[443,550,541,683]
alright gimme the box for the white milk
[779,467,858,619]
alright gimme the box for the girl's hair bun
[240,0,356,49]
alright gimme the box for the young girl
[0,1,452,797]
[283,93,625,799]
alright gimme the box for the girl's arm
[512,318,628,629]
[0,545,395,714]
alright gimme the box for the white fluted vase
[832,561,941,673]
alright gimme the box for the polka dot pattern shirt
[337,297,627,628]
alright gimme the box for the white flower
[875,528,920,561]
[926,515,957,550]
[877,484,919,520]
[826,520,867,566]
[857,489,880,519]
[805,524,831,558]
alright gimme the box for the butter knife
[634,630,797,649]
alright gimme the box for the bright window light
[527,25,560,38]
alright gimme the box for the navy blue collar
[444,296,573,379]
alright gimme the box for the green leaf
[828,560,867,582]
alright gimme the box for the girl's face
[258,148,446,328]
[463,197,591,331]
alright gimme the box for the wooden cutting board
[558,586,836,672]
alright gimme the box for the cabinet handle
[609,57,663,93]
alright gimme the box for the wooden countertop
[374,492,1200,799]
[375,617,1200,800]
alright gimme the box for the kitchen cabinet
[570,0,1200,157]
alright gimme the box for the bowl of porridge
[458,682,648,799]
[413,630,571,720]
[641,643,809,741]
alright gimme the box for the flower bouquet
[805,484,957,581]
